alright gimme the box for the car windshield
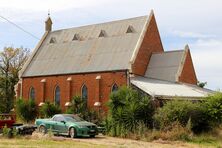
[64,115,85,122]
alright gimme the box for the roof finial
[184,44,190,51]
[45,11,52,32]
[48,9,50,17]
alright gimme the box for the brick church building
[16,11,212,111]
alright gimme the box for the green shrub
[65,95,99,123]
[203,92,222,125]
[66,95,86,114]
[106,86,154,136]
[16,98,38,123]
[2,125,10,137]
[39,101,61,118]
[154,100,210,133]
[12,128,18,137]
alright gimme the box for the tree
[0,47,30,113]
[66,95,98,122]
[16,98,38,123]
[39,101,62,118]
[197,81,207,88]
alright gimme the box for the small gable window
[126,25,135,33]
[49,37,56,43]
[81,84,88,106]
[72,34,80,41]
[29,87,35,100]
[54,85,60,106]
[98,30,107,37]
[111,83,118,93]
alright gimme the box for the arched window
[111,83,118,92]
[29,87,35,100]
[54,85,60,106]
[81,85,88,105]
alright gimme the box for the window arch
[29,87,35,100]
[54,85,61,106]
[81,84,88,105]
[111,83,118,92]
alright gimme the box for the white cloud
[0,0,107,23]
[190,39,222,90]
[0,0,221,90]
[172,31,215,39]
[0,0,106,11]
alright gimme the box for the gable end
[178,45,198,85]
[131,10,164,76]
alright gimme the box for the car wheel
[39,125,47,134]
[90,135,95,138]
[69,127,76,138]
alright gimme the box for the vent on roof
[98,30,106,37]
[49,37,56,43]
[126,25,135,33]
[72,34,80,41]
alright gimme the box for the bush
[16,98,38,123]
[2,125,11,138]
[66,95,99,123]
[66,95,86,114]
[203,92,222,125]
[39,101,61,118]
[106,86,154,136]
[154,100,210,133]
[146,121,192,141]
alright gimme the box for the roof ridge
[51,15,148,33]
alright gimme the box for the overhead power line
[0,14,40,40]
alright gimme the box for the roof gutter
[154,95,204,101]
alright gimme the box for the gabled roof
[131,76,213,99]
[145,50,186,82]
[22,15,150,77]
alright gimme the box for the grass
[116,122,222,147]
[1,124,222,148]
[0,137,108,148]
[187,133,222,147]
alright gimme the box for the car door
[53,115,68,134]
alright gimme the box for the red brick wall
[132,13,164,76]
[21,71,127,111]
[179,50,197,85]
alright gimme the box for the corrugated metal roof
[22,16,148,77]
[131,76,213,98]
[145,50,185,82]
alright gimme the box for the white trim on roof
[129,10,153,69]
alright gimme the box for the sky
[0,0,221,90]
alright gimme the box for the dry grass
[0,133,108,148]
[0,132,204,148]
[117,122,222,147]
[0,127,221,148]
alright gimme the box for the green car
[35,114,98,138]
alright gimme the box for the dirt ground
[42,134,204,148]
[0,132,213,148]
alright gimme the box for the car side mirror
[61,121,66,124]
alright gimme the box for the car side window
[53,115,63,122]
[52,116,58,121]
